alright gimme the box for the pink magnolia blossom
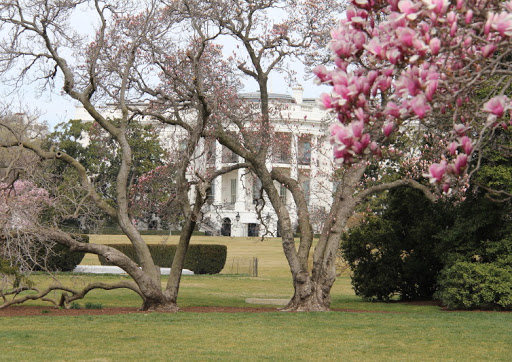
[481,44,497,58]
[319,93,332,109]
[429,37,441,54]
[313,65,329,83]
[491,12,512,37]
[424,161,447,183]
[423,0,450,15]
[383,122,394,137]
[319,0,512,186]
[448,141,458,155]
[410,94,431,118]
[454,154,468,175]
[453,123,468,136]
[460,136,473,155]
[465,10,473,24]
[483,95,509,118]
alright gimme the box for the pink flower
[398,0,420,19]
[481,44,497,58]
[313,65,329,83]
[454,154,468,175]
[410,94,431,119]
[384,102,401,118]
[351,120,364,138]
[319,93,332,109]
[491,12,512,37]
[429,38,441,55]
[370,141,382,156]
[483,95,509,118]
[485,13,494,35]
[383,122,394,137]
[423,0,449,15]
[442,183,451,194]
[460,136,473,154]
[446,11,457,25]
[425,161,447,183]
[396,27,416,47]
[354,107,365,122]
[425,79,438,101]
[454,123,468,136]
[465,10,473,24]
[448,141,458,155]
[365,37,385,58]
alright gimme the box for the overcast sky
[0,3,327,130]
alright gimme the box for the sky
[0,3,328,130]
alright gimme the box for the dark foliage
[31,234,89,272]
[341,187,449,301]
[435,260,512,310]
[98,244,227,274]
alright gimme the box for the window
[230,179,237,205]
[302,179,310,205]
[206,181,215,204]
[253,177,262,204]
[205,138,216,165]
[279,183,287,204]
[222,146,238,163]
[273,133,291,163]
[298,137,311,165]
[248,223,259,237]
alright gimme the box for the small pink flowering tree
[0,180,52,293]
[316,0,512,191]
[0,180,51,231]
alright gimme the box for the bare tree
[0,0,244,311]
[179,0,439,311]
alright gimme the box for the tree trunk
[165,217,196,302]
[139,293,179,312]
[283,165,367,312]
[281,271,333,311]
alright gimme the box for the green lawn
[1,235,511,360]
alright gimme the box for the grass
[1,235,511,360]
[1,311,511,360]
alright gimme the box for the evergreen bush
[31,234,89,272]
[98,244,227,274]
[341,187,446,301]
[435,261,512,310]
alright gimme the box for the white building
[74,87,336,237]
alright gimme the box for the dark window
[248,223,259,237]
[221,218,232,236]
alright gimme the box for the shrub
[99,244,227,274]
[85,302,103,309]
[341,187,446,301]
[70,302,81,309]
[435,261,512,310]
[31,234,89,272]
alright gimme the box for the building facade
[74,88,336,237]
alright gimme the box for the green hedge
[98,244,227,274]
[31,234,89,272]
[435,261,512,310]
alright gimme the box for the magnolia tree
[297,0,512,309]
[0,181,53,267]
[176,0,357,311]
[0,0,243,311]
[186,0,512,311]
[317,0,512,189]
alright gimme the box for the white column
[291,133,298,180]
[310,136,318,206]
[235,168,245,210]
[214,141,222,205]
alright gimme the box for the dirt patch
[0,305,405,317]
[0,306,280,317]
